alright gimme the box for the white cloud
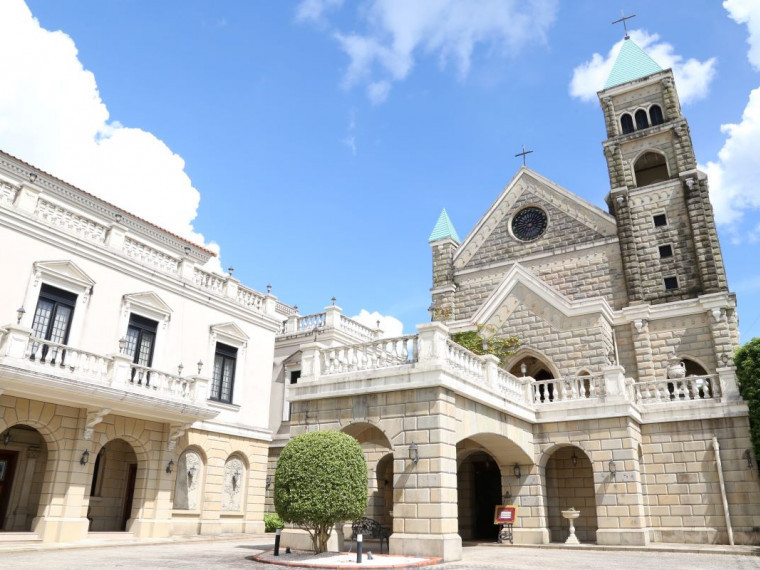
[302,0,558,103]
[700,4,760,237]
[0,0,221,267]
[570,30,716,104]
[296,0,344,24]
[725,0,760,70]
[351,309,404,338]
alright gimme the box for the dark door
[0,451,19,531]
[121,463,137,531]
[473,460,501,540]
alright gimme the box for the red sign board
[494,505,517,524]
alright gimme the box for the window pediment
[210,322,249,347]
[33,260,96,298]
[122,291,173,324]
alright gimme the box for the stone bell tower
[598,38,727,306]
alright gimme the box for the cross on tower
[515,144,533,167]
[612,10,636,39]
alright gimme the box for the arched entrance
[341,422,393,528]
[457,450,501,541]
[0,425,48,531]
[87,438,139,532]
[544,446,598,543]
[510,354,556,402]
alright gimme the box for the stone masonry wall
[640,415,760,544]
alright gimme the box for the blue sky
[3,1,760,341]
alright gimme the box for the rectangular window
[125,313,158,385]
[653,213,668,227]
[211,342,237,403]
[31,284,77,362]
[658,244,674,258]
[290,370,301,384]
[664,276,679,290]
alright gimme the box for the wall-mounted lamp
[266,475,272,489]
[409,443,419,464]
[745,449,754,470]
[520,362,527,377]
[427,302,437,322]
[28,172,37,183]
[16,306,26,325]
[267,284,272,294]
[118,337,127,353]
[197,360,204,375]
[721,353,730,366]
[3,430,11,446]
[608,459,617,479]
[80,449,90,465]
[513,463,521,480]
[115,213,122,223]
[166,459,174,474]
[184,246,191,256]
[177,363,184,377]
[571,450,578,467]
[228,266,234,276]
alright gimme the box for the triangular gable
[454,168,617,270]
[470,264,614,328]
[33,260,96,289]
[210,322,249,343]
[123,291,173,317]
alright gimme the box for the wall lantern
[177,363,184,377]
[520,362,527,377]
[427,302,437,322]
[266,475,272,489]
[118,337,127,353]
[80,449,90,465]
[3,430,10,446]
[745,449,754,470]
[16,306,25,325]
[166,459,174,474]
[513,463,521,480]
[608,459,617,479]
[571,450,578,467]
[197,360,204,375]
[409,443,419,464]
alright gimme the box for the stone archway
[0,424,48,531]
[87,438,139,532]
[544,446,598,543]
[457,450,501,541]
[341,422,394,526]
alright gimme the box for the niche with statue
[222,455,246,512]
[173,449,203,510]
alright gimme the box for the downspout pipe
[712,436,734,545]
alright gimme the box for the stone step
[0,532,41,543]
[86,532,136,541]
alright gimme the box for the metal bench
[348,517,390,554]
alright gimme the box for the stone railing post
[482,354,500,390]
[602,365,628,402]
[192,375,210,403]
[0,324,32,358]
[300,342,323,382]
[178,255,195,281]
[105,220,127,250]
[13,182,41,214]
[224,277,239,300]
[286,313,299,334]
[324,304,342,329]
[109,353,134,386]
[716,366,741,401]
[416,322,450,364]
[264,294,278,317]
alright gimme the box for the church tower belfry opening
[598,37,728,305]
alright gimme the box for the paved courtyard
[2,538,760,570]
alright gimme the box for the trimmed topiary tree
[736,337,760,463]
[274,430,368,553]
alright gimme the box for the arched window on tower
[620,113,634,134]
[649,105,664,126]
[634,151,669,186]
[635,109,649,130]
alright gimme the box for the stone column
[389,387,462,561]
[630,320,656,382]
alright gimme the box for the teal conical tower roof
[604,38,663,89]
[428,208,460,243]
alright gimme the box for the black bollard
[274,527,281,556]
[356,533,363,564]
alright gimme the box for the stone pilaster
[631,320,656,382]
[610,190,643,303]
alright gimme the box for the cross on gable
[515,144,533,167]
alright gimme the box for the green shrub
[274,430,367,553]
[451,324,519,368]
[264,512,284,532]
[735,338,760,463]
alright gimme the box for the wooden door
[120,463,137,531]
[0,451,19,531]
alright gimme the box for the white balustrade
[496,369,528,403]
[237,286,265,311]
[299,313,326,331]
[532,374,604,404]
[0,182,16,206]
[445,340,485,380]
[635,375,719,404]
[128,363,193,399]
[339,315,376,341]
[276,302,297,316]
[320,335,418,374]
[34,198,107,243]
[124,237,180,274]
[193,267,226,295]
[27,337,109,377]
